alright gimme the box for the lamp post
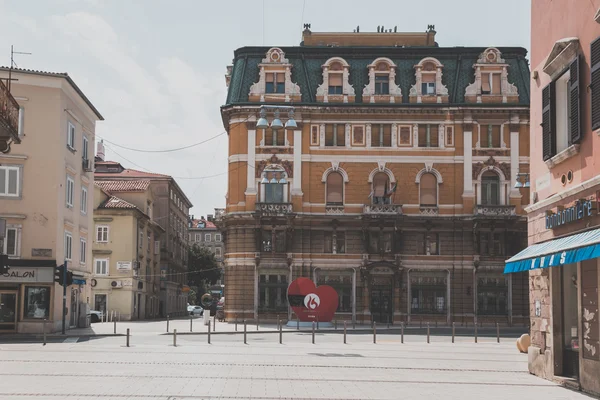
[514,173,530,189]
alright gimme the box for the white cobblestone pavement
[0,324,592,400]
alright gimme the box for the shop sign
[116,261,132,271]
[0,267,54,283]
[287,277,338,322]
[31,248,52,257]
[546,199,594,230]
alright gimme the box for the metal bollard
[190,314,193,332]
[427,323,430,344]
[208,324,211,344]
[343,321,347,344]
[496,322,500,343]
[213,316,216,332]
[420,317,422,329]
[312,321,315,344]
[114,319,116,334]
[126,328,130,347]
[475,323,478,343]
[317,317,319,330]
[373,321,377,344]
[353,320,356,330]
[279,319,282,344]
[235,321,238,332]
[296,317,299,331]
[452,322,455,343]
[401,322,404,344]
[166,315,170,333]
[335,320,337,330]
[244,320,247,344]
[173,329,177,347]
[256,318,259,331]
[43,319,47,346]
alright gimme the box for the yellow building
[92,179,164,320]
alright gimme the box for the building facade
[188,215,224,264]
[91,179,164,320]
[94,146,192,317]
[507,1,600,395]
[220,27,531,326]
[0,68,103,333]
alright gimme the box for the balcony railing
[419,206,439,216]
[363,204,403,214]
[326,205,345,215]
[0,79,20,145]
[255,202,293,216]
[474,205,516,217]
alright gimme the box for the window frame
[65,175,75,208]
[374,74,390,95]
[64,231,73,261]
[481,172,501,206]
[215,234,222,242]
[94,258,109,276]
[205,233,211,242]
[82,135,89,161]
[80,186,88,215]
[325,171,344,205]
[214,247,222,258]
[195,233,201,242]
[96,225,109,243]
[419,173,438,207]
[67,121,75,150]
[0,165,20,197]
[2,226,19,257]
[80,237,87,264]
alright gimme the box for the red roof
[95,180,150,192]
[95,168,170,179]
[190,219,217,229]
[101,196,138,210]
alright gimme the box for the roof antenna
[394,26,397,33]
[377,26,380,33]
[356,25,360,33]
[7,45,31,92]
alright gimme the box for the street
[0,321,589,400]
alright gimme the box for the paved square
[0,325,589,400]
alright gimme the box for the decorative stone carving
[363,204,402,214]
[465,47,519,103]
[409,57,449,103]
[362,58,402,103]
[255,154,293,178]
[477,48,506,64]
[472,156,510,180]
[249,47,301,102]
[316,57,355,103]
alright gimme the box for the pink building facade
[506,0,600,395]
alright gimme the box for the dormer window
[363,58,402,103]
[410,58,448,103]
[316,57,355,103]
[465,48,519,103]
[249,48,301,102]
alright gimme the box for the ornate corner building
[219,27,531,326]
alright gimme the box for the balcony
[0,79,20,151]
[474,205,516,218]
[363,204,403,214]
[255,202,293,216]
[326,205,345,215]
[419,206,439,216]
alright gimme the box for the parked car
[188,305,203,316]
[89,310,103,323]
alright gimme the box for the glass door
[94,294,107,321]
[371,286,392,323]
[0,291,18,331]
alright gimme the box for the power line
[99,131,226,153]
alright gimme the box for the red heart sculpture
[287,277,339,322]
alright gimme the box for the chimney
[96,140,105,161]
[207,214,214,222]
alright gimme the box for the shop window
[416,233,439,255]
[477,276,508,315]
[317,273,352,312]
[24,286,50,319]
[258,274,288,312]
[371,124,392,147]
[326,172,344,205]
[325,124,345,147]
[411,275,447,314]
[481,171,500,205]
[418,124,439,147]
[371,172,391,205]
[419,173,438,206]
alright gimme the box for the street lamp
[255,105,297,130]
[514,173,530,188]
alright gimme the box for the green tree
[187,244,221,288]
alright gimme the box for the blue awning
[504,228,600,273]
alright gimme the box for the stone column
[366,124,372,149]
[292,129,303,196]
[246,129,257,196]
[413,124,419,148]
[463,124,474,197]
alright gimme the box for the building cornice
[525,174,600,213]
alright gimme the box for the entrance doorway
[371,286,392,323]
[0,291,17,332]
[561,263,579,379]
[94,294,107,320]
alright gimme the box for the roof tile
[95,180,151,192]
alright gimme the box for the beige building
[0,67,103,333]
[91,179,164,320]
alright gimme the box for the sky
[0,0,530,216]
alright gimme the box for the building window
[261,168,287,203]
[477,276,508,315]
[374,74,389,95]
[411,275,447,314]
[480,232,505,256]
[398,125,412,146]
[195,233,200,242]
[418,124,439,147]
[261,230,285,253]
[310,125,320,146]
[147,232,151,253]
[265,72,285,93]
[371,172,391,205]
[481,171,500,205]
[0,166,20,197]
[1,227,19,257]
[328,63,343,95]
[324,231,346,254]
[66,175,75,208]
[205,234,211,242]
[263,128,285,146]
[139,230,143,249]
[325,171,343,205]
[24,286,50,319]
[481,71,502,95]
[422,73,436,95]
[80,186,88,214]
[317,272,352,312]
[542,57,581,160]
[64,231,73,261]
[215,247,222,258]
[416,233,439,255]
[215,234,222,242]
[480,125,501,148]
[82,135,89,161]
[80,238,86,264]
[419,173,438,206]
[258,274,288,312]
[325,124,345,147]
[368,231,393,254]
[95,259,108,275]
[370,124,392,147]
[96,225,109,243]
[67,121,75,149]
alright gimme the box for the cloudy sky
[0,0,530,215]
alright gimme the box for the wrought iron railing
[474,205,516,217]
[0,79,20,141]
[419,206,439,215]
[363,204,403,214]
[255,202,293,215]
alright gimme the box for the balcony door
[481,171,500,205]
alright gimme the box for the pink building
[504,1,600,395]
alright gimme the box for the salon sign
[0,267,54,283]
[545,199,595,230]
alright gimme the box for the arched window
[481,171,500,205]
[326,172,344,205]
[372,172,391,205]
[261,166,287,203]
[419,173,437,206]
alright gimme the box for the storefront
[0,260,55,334]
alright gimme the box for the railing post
[279,319,282,344]
[373,321,377,344]
[312,321,315,344]
[213,316,216,332]
[126,328,130,347]
[452,322,455,343]
[256,318,259,331]
[235,321,238,332]
[173,329,177,347]
[343,321,347,344]
[244,320,247,344]
[427,322,430,344]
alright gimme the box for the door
[370,286,392,323]
[94,294,107,320]
[0,291,18,331]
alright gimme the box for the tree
[187,244,221,288]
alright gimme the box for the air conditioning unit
[111,280,123,288]
[82,158,93,172]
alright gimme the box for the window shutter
[591,37,600,131]
[326,172,343,204]
[336,124,345,146]
[420,173,437,206]
[542,82,556,161]
[491,73,501,95]
[329,73,342,87]
[481,73,491,93]
[373,173,388,197]
[569,55,582,144]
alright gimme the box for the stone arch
[367,167,396,183]
[321,166,349,183]
[415,167,443,184]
